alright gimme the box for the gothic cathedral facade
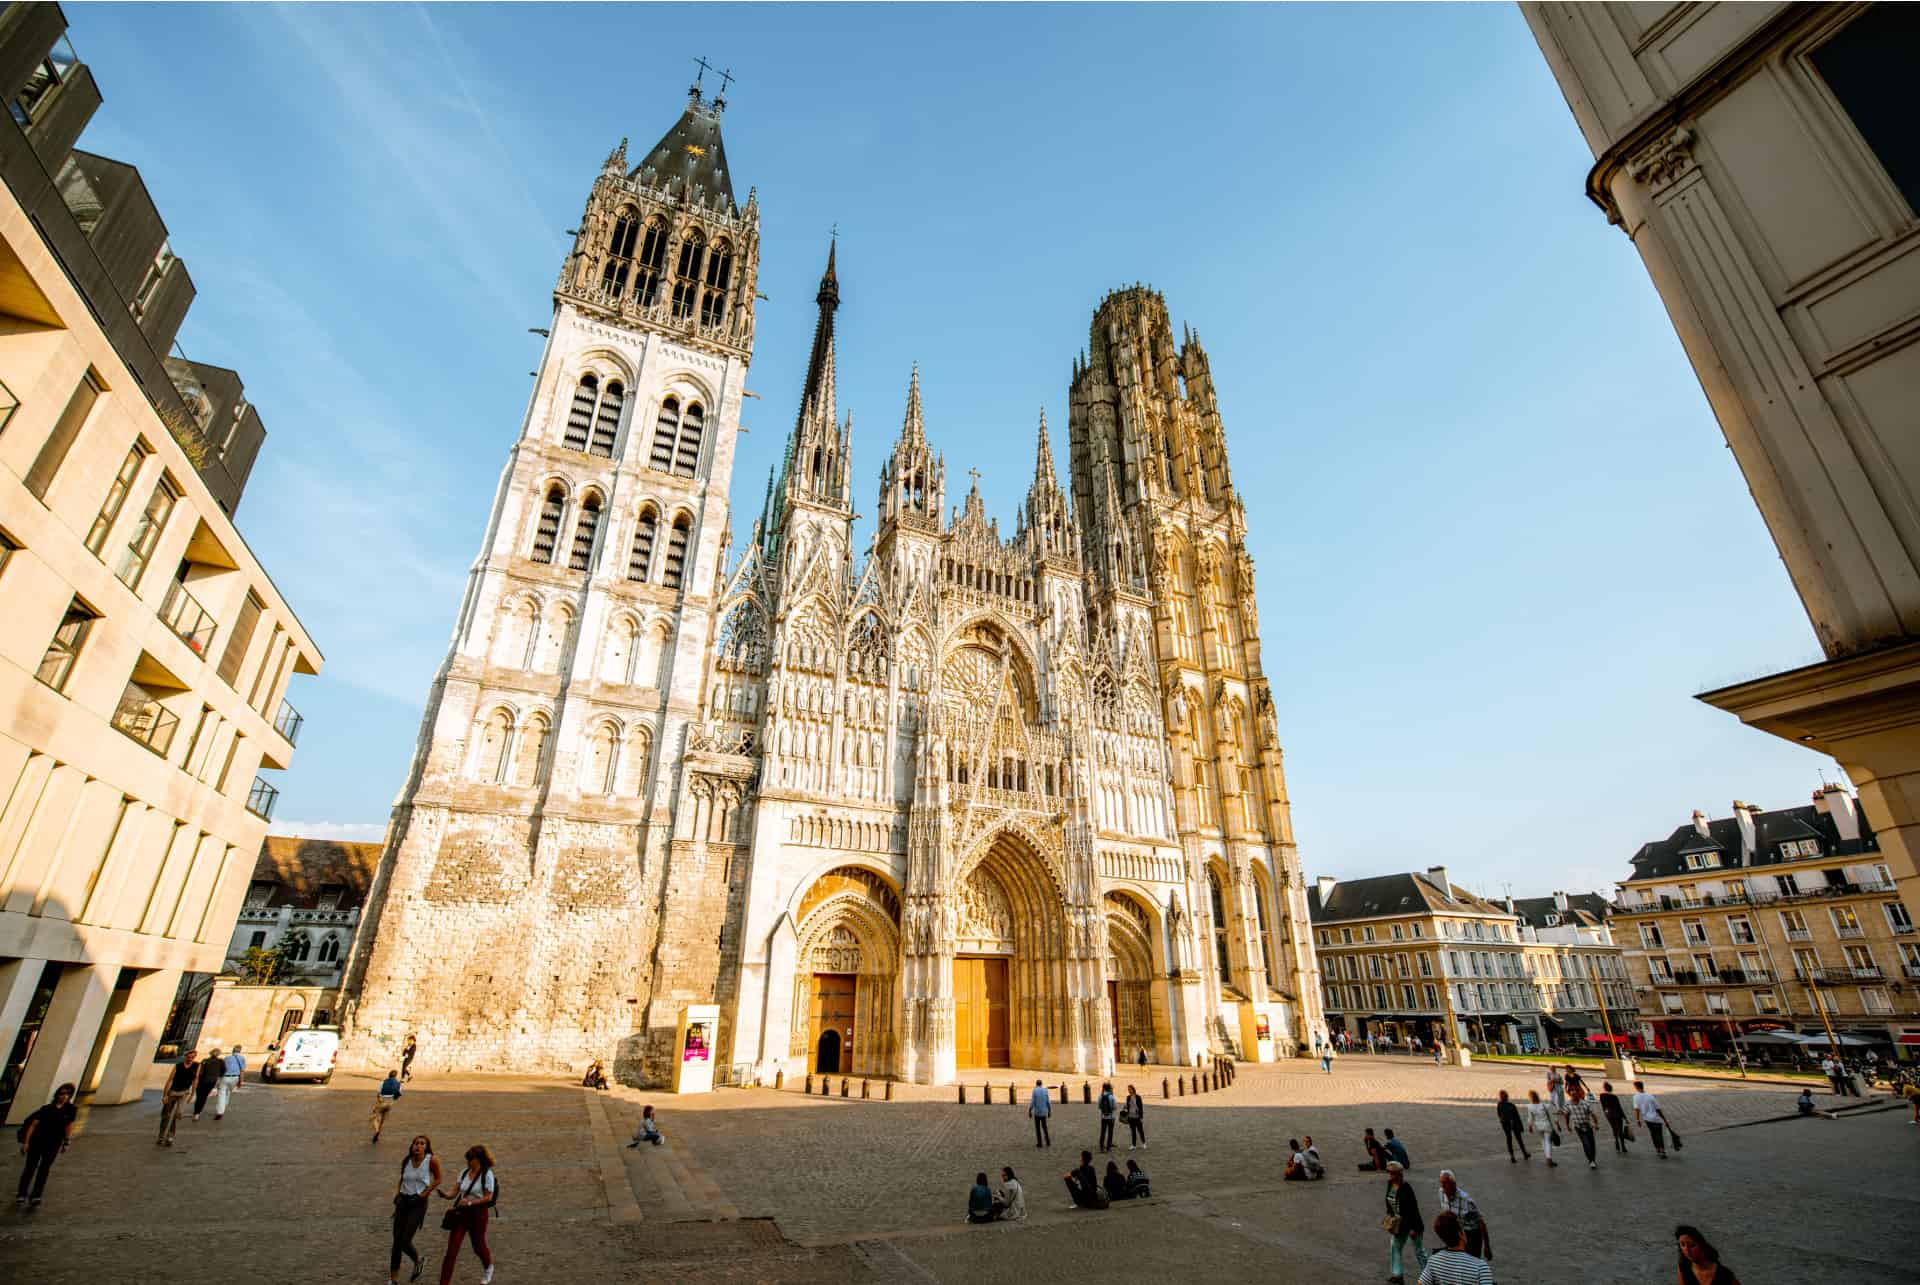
[343,85,1323,1085]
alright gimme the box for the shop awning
[1543,1012,1598,1030]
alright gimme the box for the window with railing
[1890,902,1917,935]
[1831,906,1865,938]
[159,577,217,657]
[111,680,179,756]
[274,698,303,746]
[246,776,278,820]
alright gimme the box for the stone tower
[1068,286,1324,1051]
[341,79,762,1078]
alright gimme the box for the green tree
[228,943,290,985]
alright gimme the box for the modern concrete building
[1311,872,1636,1053]
[1612,787,1918,1057]
[1523,3,1920,922]
[0,5,320,1122]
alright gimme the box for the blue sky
[77,3,1839,896]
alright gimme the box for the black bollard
[775,1069,784,1090]
[1162,1077,1170,1099]
[958,1084,967,1103]
[804,1074,813,1095]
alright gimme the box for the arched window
[634,218,667,305]
[493,597,537,669]
[563,375,596,450]
[582,722,618,795]
[285,932,312,962]
[1253,874,1277,985]
[569,493,603,572]
[317,934,341,964]
[675,402,703,477]
[530,486,566,564]
[650,397,681,472]
[1208,868,1233,981]
[618,726,653,795]
[700,239,733,326]
[475,708,513,783]
[589,381,623,458]
[602,615,637,685]
[601,212,637,295]
[670,228,706,318]
[627,507,657,581]
[663,514,691,590]
[512,712,550,787]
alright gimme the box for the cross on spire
[968,466,982,491]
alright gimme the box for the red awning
[1898,1034,1920,1046]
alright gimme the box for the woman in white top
[1525,1090,1558,1167]
[993,1166,1026,1221]
[436,1144,497,1285]
[390,1135,442,1284]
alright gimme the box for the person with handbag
[389,1134,441,1285]
[1598,1081,1632,1152]
[1122,1085,1146,1149]
[436,1144,497,1284]
[191,1046,225,1122]
[1632,1080,1681,1158]
[1524,1090,1558,1167]
[1382,1160,1427,1283]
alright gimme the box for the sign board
[671,1004,720,1094]
[1237,1002,1280,1062]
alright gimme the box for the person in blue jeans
[1096,1082,1117,1152]
[1028,1080,1052,1147]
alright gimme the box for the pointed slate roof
[631,92,735,211]
[1625,800,1878,880]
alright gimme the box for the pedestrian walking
[627,1104,663,1147]
[1567,1085,1600,1169]
[1632,1080,1675,1157]
[401,1033,418,1082]
[192,1047,224,1121]
[157,1050,197,1146]
[1063,1149,1108,1210]
[215,1046,245,1120]
[1321,1045,1334,1074]
[1421,1212,1494,1285]
[992,1166,1025,1221]
[1383,1160,1428,1283]
[1136,1046,1147,1070]
[1122,1085,1146,1149]
[1676,1223,1742,1285]
[1432,1039,1445,1067]
[435,1144,497,1285]
[1495,1091,1528,1162]
[1525,1090,1557,1167]
[1546,1065,1567,1120]
[1435,1170,1490,1263]
[1028,1079,1052,1148]
[389,1134,441,1284]
[1096,1081,1117,1153]
[372,1068,404,1143]
[1599,1081,1631,1152]
[14,1082,76,1209]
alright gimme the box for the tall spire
[1033,407,1056,487]
[901,363,924,443]
[795,239,839,437]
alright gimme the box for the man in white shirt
[214,1046,245,1120]
[1630,1080,1670,1158]
[1028,1080,1052,1148]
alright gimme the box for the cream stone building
[1523,3,1920,921]
[342,83,1322,1085]
[0,7,319,1122]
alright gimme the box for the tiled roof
[1626,800,1878,882]
[250,836,382,909]
[1308,872,1510,923]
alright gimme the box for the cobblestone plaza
[1,1058,1909,1282]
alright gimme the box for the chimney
[1732,801,1758,863]
[1425,866,1451,898]
[1818,785,1861,842]
[1552,890,1569,911]
[1691,809,1711,840]
[1504,896,1516,914]
[1316,875,1336,904]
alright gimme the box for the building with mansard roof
[340,79,1322,1085]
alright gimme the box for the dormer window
[244,880,274,909]
[1684,852,1722,870]
[1544,913,1560,926]
[316,883,344,911]
[1780,839,1821,859]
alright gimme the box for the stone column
[89,967,181,1105]
[4,961,116,1125]
[0,958,49,1060]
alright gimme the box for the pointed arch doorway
[950,827,1069,1070]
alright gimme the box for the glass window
[116,475,179,591]
[1810,6,1920,215]
[24,370,104,500]
[85,440,151,556]
[36,599,97,691]
[1886,901,1915,934]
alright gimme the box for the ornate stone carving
[955,867,1014,951]
[1626,125,1697,191]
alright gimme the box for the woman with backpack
[389,1134,441,1284]
[436,1144,498,1284]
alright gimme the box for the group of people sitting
[1357,1126,1412,1172]
[581,1060,610,1090]
[1282,1135,1326,1181]
[965,1167,1027,1222]
[1063,1151,1152,1210]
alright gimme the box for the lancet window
[649,398,704,477]
[589,382,623,457]
[601,212,638,295]
[700,239,732,327]
[662,514,691,590]
[670,228,706,319]
[530,486,566,564]
[627,507,657,582]
[1208,868,1232,981]
[634,218,667,305]
[562,376,596,451]
[569,492,603,572]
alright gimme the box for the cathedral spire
[901,362,925,444]
[794,239,840,438]
[771,238,851,527]
[1033,407,1056,489]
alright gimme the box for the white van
[263,1027,340,1083]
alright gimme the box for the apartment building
[1614,787,1918,1057]
[0,6,320,1122]
[1309,870,1635,1053]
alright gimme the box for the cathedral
[341,79,1324,1086]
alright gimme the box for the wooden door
[810,973,857,1072]
[984,958,1009,1067]
[954,958,985,1069]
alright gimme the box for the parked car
[262,1027,340,1083]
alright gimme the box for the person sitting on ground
[581,1060,609,1090]
[992,1166,1025,1221]
[1421,1212,1493,1285]
[1125,1159,1151,1199]
[1302,1135,1325,1180]
[627,1104,663,1148]
[1064,1150,1109,1210]
[967,1172,995,1223]
[1796,1088,1816,1117]
[1358,1127,1387,1171]
[1103,1160,1131,1202]
[1284,1138,1311,1181]
[1383,1128,1411,1170]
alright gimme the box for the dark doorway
[815,1028,842,1075]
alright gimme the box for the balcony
[1905,963,1920,980]
[1835,925,1865,939]
[1620,881,1897,913]
[1785,929,1812,942]
[274,698,303,746]
[1662,967,1772,986]
[246,776,278,821]
[158,580,217,658]
[111,682,179,757]
[1794,965,1883,984]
